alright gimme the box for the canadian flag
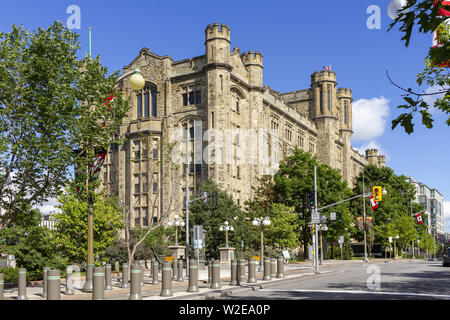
[323,65,331,71]
[416,213,423,224]
[370,195,379,210]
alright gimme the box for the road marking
[259,289,450,299]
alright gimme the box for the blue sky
[1,0,448,231]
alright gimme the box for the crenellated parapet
[205,23,231,43]
[241,51,263,67]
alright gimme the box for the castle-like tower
[102,23,387,227]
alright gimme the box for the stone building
[100,23,386,227]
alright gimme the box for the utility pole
[363,173,368,262]
[314,166,319,273]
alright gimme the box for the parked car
[443,248,450,267]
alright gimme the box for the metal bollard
[177,259,184,282]
[122,263,129,288]
[139,261,145,287]
[160,262,173,297]
[230,260,237,286]
[0,273,4,300]
[210,260,221,289]
[187,260,199,292]
[152,260,159,285]
[208,260,212,284]
[17,268,27,300]
[129,264,142,300]
[238,259,246,285]
[105,264,112,290]
[271,258,276,278]
[150,258,155,277]
[92,266,105,300]
[43,267,50,298]
[263,257,271,280]
[82,265,93,292]
[277,257,285,278]
[47,269,61,300]
[172,258,178,281]
[65,266,75,295]
[247,258,257,283]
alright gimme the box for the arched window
[137,84,157,119]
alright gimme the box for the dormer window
[137,84,157,119]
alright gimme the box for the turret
[205,23,231,65]
[337,88,353,131]
[378,155,386,168]
[311,70,338,119]
[365,149,379,166]
[242,51,263,87]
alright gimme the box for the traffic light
[337,212,343,222]
[311,225,316,235]
[306,191,315,210]
[373,186,382,201]
[212,191,218,207]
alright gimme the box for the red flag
[370,195,378,210]
[416,213,423,224]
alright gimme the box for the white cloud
[351,96,390,143]
[353,140,389,160]
[35,197,60,216]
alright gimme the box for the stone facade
[100,23,386,227]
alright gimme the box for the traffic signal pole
[314,166,319,274]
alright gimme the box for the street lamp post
[394,235,399,260]
[82,27,145,292]
[252,217,271,272]
[417,239,421,258]
[219,221,234,248]
[168,215,185,246]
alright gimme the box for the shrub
[0,267,18,284]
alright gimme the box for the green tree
[0,21,130,230]
[0,208,68,274]
[271,148,353,259]
[52,191,123,264]
[264,203,300,249]
[388,0,450,133]
[188,180,251,260]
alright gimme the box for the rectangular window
[196,91,202,104]
[344,101,348,125]
[196,164,202,173]
[144,92,150,118]
[134,175,140,194]
[327,85,331,111]
[211,112,215,129]
[320,90,323,114]
[142,174,148,193]
[236,100,240,113]
[189,126,194,140]
[134,208,140,226]
[189,92,195,105]
[137,94,143,118]
[153,149,158,159]
[134,141,141,160]
[182,93,188,106]
[153,173,158,192]
[142,207,149,226]
[151,91,157,117]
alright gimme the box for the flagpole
[363,172,368,262]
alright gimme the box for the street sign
[282,250,291,260]
[320,215,327,223]
[311,210,320,224]
[338,236,344,244]
[330,212,336,221]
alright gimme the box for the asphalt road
[214,260,450,300]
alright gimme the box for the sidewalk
[1,259,423,300]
